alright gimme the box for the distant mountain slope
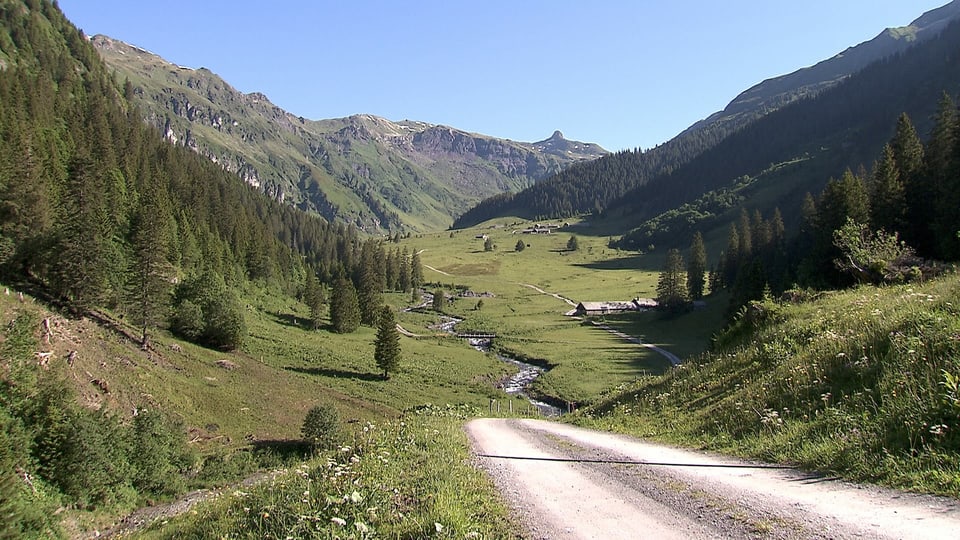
[453,1,960,229]
[611,13,960,247]
[686,0,960,136]
[92,36,606,232]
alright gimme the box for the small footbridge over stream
[454,333,497,340]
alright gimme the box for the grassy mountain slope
[93,35,606,233]
[577,274,960,496]
[453,1,960,230]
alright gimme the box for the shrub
[301,404,341,452]
[170,271,246,350]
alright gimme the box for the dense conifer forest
[0,2,424,532]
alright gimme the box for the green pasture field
[396,218,719,404]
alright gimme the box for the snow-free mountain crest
[91,35,607,232]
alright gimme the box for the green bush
[170,299,204,341]
[130,409,194,496]
[170,270,246,350]
[301,404,342,452]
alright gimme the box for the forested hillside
[453,12,960,231]
[0,0,370,314]
[0,2,377,533]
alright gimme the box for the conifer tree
[769,207,785,245]
[128,169,174,349]
[385,248,400,291]
[330,277,360,334]
[656,248,688,311]
[303,270,326,330]
[891,113,924,184]
[357,240,385,326]
[410,249,424,290]
[54,152,111,313]
[723,224,740,287]
[515,239,526,252]
[358,264,383,327]
[751,209,771,251]
[432,289,445,312]
[926,94,958,257]
[398,247,411,292]
[374,305,401,380]
[869,144,906,234]
[737,208,752,260]
[808,170,870,286]
[686,232,707,300]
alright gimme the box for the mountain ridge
[453,1,960,230]
[685,0,960,136]
[92,35,606,232]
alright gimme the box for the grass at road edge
[138,404,521,539]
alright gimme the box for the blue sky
[58,1,949,152]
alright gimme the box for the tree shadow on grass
[574,253,663,272]
[268,312,312,331]
[250,438,311,460]
[285,365,383,382]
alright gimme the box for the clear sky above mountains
[59,1,948,152]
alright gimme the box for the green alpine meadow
[3,1,960,537]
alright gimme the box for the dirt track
[467,418,960,539]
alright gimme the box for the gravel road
[466,418,960,539]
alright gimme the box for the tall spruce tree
[410,249,424,290]
[303,270,326,330]
[330,277,360,334]
[356,240,386,326]
[374,305,401,380]
[656,248,688,311]
[398,247,411,292]
[128,168,174,348]
[54,152,111,313]
[358,265,383,327]
[869,144,906,234]
[927,93,959,258]
[686,232,707,300]
[722,224,740,287]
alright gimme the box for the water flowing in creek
[437,315,561,416]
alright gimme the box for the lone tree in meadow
[567,235,579,251]
[484,236,494,252]
[515,239,526,252]
[374,305,401,380]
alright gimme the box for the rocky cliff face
[92,36,606,232]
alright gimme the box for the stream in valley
[435,315,561,416]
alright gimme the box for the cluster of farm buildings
[566,298,658,317]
